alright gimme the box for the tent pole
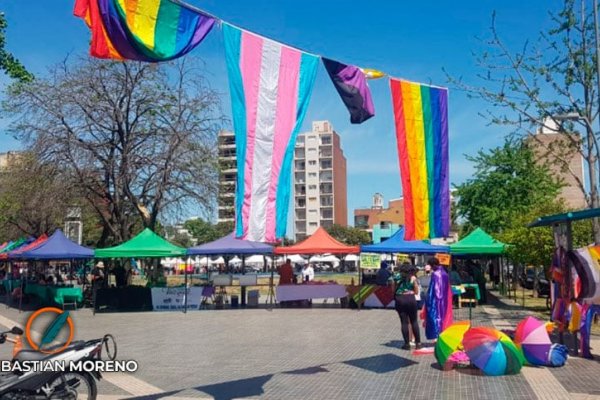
[183,257,188,314]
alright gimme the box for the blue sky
[0,1,562,232]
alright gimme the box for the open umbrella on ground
[435,321,471,369]
[514,316,568,367]
[462,326,525,376]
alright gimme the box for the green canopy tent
[95,228,186,258]
[450,227,510,300]
[95,228,188,313]
[450,228,507,255]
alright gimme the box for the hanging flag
[390,78,449,240]
[322,58,375,124]
[223,23,319,243]
[73,0,216,61]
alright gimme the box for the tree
[497,200,593,268]
[454,139,562,234]
[326,224,371,246]
[4,59,223,245]
[448,1,600,242]
[0,12,33,83]
[184,218,220,245]
[0,153,100,240]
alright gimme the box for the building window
[308,185,317,190]
[308,160,317,166]
[308,172,317,178]
[309,222,318,227]
[309,197,317,202]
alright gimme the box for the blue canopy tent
[18,230,94,260]
[360,227,450,254]
[187,233,273,255]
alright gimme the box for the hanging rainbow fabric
[390,78,450,240]
[73,0,216,61]
[223,23,318,243]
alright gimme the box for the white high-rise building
[293,121,348,241]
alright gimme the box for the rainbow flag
[74,0,215,61]
[390,78,449,240]
[223,23,318,243]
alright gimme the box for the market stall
[187,233,273,306]
[95,228,188,312]
[275,227,359,305]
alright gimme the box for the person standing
[302,263,315,282]
[375,261,392,286]
[424,257,453,341]
[393,263,422,350]
[278,259,294,285]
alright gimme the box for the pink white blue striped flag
[223,23,319,243]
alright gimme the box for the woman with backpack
[393,262,422,350]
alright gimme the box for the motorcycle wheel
[48,371,97,400]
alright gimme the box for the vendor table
[452,283,481,308]
[276,284,347,302]
[95,286,152,312]
[25,283,83,306]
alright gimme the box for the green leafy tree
[0,13,33,83]
[455,139,562,234]
[497,201,593,268]
[184,218,220,244]
[214,221,235,238]
[448,2,600,242]
[326,224,371,246]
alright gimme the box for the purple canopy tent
[187,233,274,307]
[17,230,93,260]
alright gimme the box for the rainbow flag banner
[223,23,319,243]
[390,78,449,240]
[74,0,216,61]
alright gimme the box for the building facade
[0,151,21,170]
[528,119,586,209]
[217,131,237,223]
[354,194,405,240]
[293,121,348,241]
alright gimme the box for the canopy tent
[2,235,48,260]
[187,233,273,255]
[228,256,243,265]
[0,237,32,257]
[16,230,94,260]
[275,227,360,255]
[209,256,225,265]
[309,254,340,263]
[345,254,359,262]
[450,227,507,255]
[245,254,272,264]
[95,228,187,258]
[360,227,450,254]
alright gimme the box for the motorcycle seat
[13,341,86,362]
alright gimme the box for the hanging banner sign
[360,253,380,269]
[396,253,410,263]
[436,253,451,266]
[151,287,203,311]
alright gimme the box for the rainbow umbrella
[514,316,568,366]
[435,320,471,368]
[463,326,525,376]
[514,316,551,366]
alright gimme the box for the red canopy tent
[1,234,49,260]
[275,227,359,254]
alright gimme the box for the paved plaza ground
[1,292,600,399]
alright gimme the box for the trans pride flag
[223,23,318,243]
[74,0,215,61]
[390,78,449,240]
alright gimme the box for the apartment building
[293,121,348,241]
[217,131,237,223]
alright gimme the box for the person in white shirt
[303,263,315,282]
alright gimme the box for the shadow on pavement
[283,366,328,375]
[343,353,417,373]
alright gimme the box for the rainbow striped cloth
[223,23,319,242]
[74,0,215,61]
[390,79,450,240]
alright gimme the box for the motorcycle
[0,326,117,399]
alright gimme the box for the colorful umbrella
[463,326,525,376]
[435,320,470,368]
[514,316,551,366]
